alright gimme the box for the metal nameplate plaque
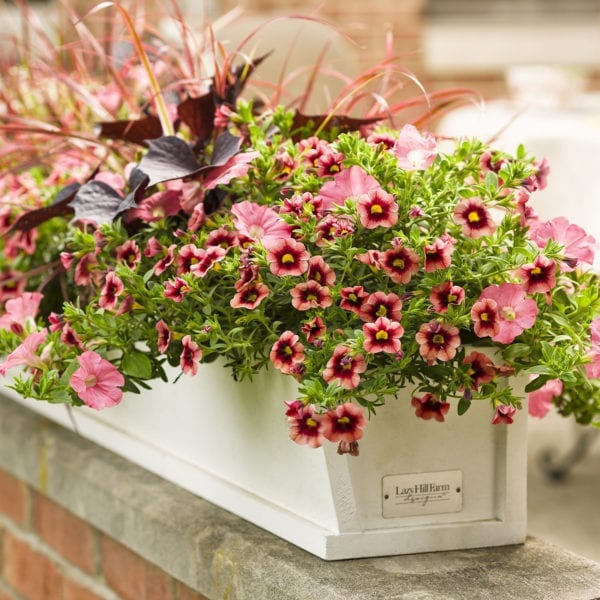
[382,470,463,518]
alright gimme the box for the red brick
[3,531,63,600]
[62,579,105,600]
[33,493,97,574]
[0,469,28,526]
[101,535,174,600]
[176,580,210,600]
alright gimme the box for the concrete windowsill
[1,398,600,600]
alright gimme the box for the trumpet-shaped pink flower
[416,321,460,363]
[290,281,332,311]
[424,234,455,272]
[288,404,324,448]
[317,166,381,211]
[156,320,172,353]
[429,282,465,313]
[116,240,142,269]
[359,292,403,323]
[99,272,124,310]
[70,351,124,410]
[322,345,367,390]
[528,378,562,418]
[231,201,292,242]
[321,403,366,443]
[164,277,191,302]
[0,329,48,376]
[203,152,259,190]
[339,286,368,315]
[393,124,437,170]
[453,198,496,238]
[126,189,182,222]
[0,291,44,335]
[230,281,270,310]
[357,189,398,229]
[180,335,202,376]
[517,255,557,294]
[270,331,305,374]
[190,247,227,278]
[307,256,336,286]
[492,405,516,424]
[411,393,450,422]
[379,244,420,284]
[265,238,310,277]
[363,317,404,354]
[301,316,327,344]
[471,298,501,339]
[462,351,496,390]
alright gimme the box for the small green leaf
[122,351,153,379]
[525,376,550,393]
[48,390,73,404]
[457,396,471,416]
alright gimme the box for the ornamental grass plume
[1,2,600,455]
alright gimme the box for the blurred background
[1,0,599,563]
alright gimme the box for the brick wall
[0,468,206,600]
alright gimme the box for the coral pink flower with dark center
[156,320,172,354]
[265,238,310,277]
[0,330,48,376]
[0,291,43,335]
[429,281,465,313]
[4,229,38,259]
[298,136,329,165]
[116,240,141,269]
[392,124,438,171]
[453,198,496,238]
[0,270,26,301]
[205,228,239,249]
[74,253,98,286]
[471,298,501,339]
[99,272,124,310]
[357,189,398,229]
[411,393,450,422]
[60,324,83,348]
[317,150,345,177]
[363,317,404,354]
[359,291,403,323]
[322,345,367,390]
[70,350,124,410]
[301,316,327,344]
[379,245,420,284]
[307,256,336,286]
[126,189,182,222]
[284,399,304,418]
[478,283,538,344]
[290,281,333,311]
[340,286,368,315]
[180,335,202,376]
[270,331,305,374]
[528,378,562,418]
[528,217,596,271]
[60,252,74,270]
[144,237,163,258]
[164,277,191,302]
[288,404,324,448]
[424,234,456,272]
[190,247,227,278]
[317,165,381,211]
[517,255,557,294]
[230,281,269,310]
[176,244,205,275]
[367,132,396,149]
[154,245,176,276]
[462,351,496,390]
[492,405,516,424]
[315,215,355,245]
[321,403,366,443]
[416,321,461,363]
[231,201,292,243]
[281,192,324,221]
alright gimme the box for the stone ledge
[1,398,600,600]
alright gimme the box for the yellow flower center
[531,267,542,275]
[307,293,317,302]
[467,210,480,223]
[502,307,516,321]
[281,253,295,264]
[349,293,357,302]
[480,312,489,322]
[306,417,318,428]
[284,346,293,355]
[375,330,389,340]
[370,204,383,214]
[376,305,388,317]
[337,416,350,424]
[432,333,445,344]
[447,294,457,303]
[393,258,405,269]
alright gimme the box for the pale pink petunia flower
[0,292,44,335]
[69,351,124,410]
[392,124,438,171]
[528,378,562,418]
[126,189,182,223]
[0,329,48,376]
[317,165,381,211]
[231,201,292,243]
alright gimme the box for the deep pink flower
[74,253,98,286]
[307,256,336,286]
[528,378,562,418]
[99,272,124,310]
[411,393,450,422]
[265,238,310,277]
[60,251,74,270]
[116,240,142,269]
[164,277,191,302]
[270,331,305,374]
[180,335,202,376]
[231,201,292,243]
[301,316,327,344]
[339,286,368,315]
[0,330,48,376]
[60,324,83,348]
[144,237,163,258]
[190,247,227,278]
[205,228,238,249]
[357,189,398,229]
[429,282,465,313]
[492,405,516,424]
[280,192,324,221]
[517,255,557,294]
[126,189,182,222]
[70,351,124,410]
[230,281,269,309]
[156,320,172,353]
[379,244,420,284]
[392,124,437,170]
[471,298,501,339]
[0,292,44,335]
[416,321,460,363]
[154,245,176,276]
[462,351,495,390]
[0,270,26,301]
[321,403,366,443]
[176,244,205,275]
[316,150,345,177]
[317,165,381,211]
[290,281,332,311]
[478,283,538,344]
[528,217,596,271]
[362,317,404,354]
[424,234,456,272]
[288,404,324,448]
[187,202,206,232]
[322,345,367,390]
[315,215,354,245]
[359,291,403,323]
[453,198,496,238]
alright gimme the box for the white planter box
[3,363,527,560]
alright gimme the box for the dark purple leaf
[291,111,382,141]
[96,115,164,145]
[137,136,202,186]
[115,171,150,218]
[177,93,216,140]
[210,131,242,167]
[222,52,272,106]
[6,182,80,233]
[68,181,125,226]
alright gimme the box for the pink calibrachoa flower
[144,237,163,258]
[0,270,26,301]
[156,320,172,354]
[492,405,517,424]
[290,281,333,311]
[462,351,496,390]
[205,228,239,249]
[340,286,368,315]
[424,234,456,272]
[0,330,48,376]
[416,321,461,363]
[379,243,420,284]
[357,189,398,229]
[429,282,465,313]
[74,253,98,286]
[321,403,366,445]
[322,345,367,390]
[288,404,324,448]
[528,216,596,271]
[231,201,292,243]
[265,238,310,277]
[359,291,403,323]
[317,150,345,177]
[392,124,437,171]
[317,165,381,211]
[0,291,44,335]
[180,335,202,376]
[307,256,336,286]
[154,245,177,276]
[60,324,83,348]
[190,247,227,278]
[362,317,404,354]
[528,378,563,418]
[70,351,124,410]
[270,331,305,375]
[176,244,205,275]
[477,283,538,344]
[453,198,496,238]
[116,240,142,269]
[517,255,557,294]
[99,272,124,310]
[471,298,501,339]
[301,316,327,344]
[164,277,191,302]
[315,215,354,245]
[230,281,270,310]
[281,192,323,221]
[411,393,450,422]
